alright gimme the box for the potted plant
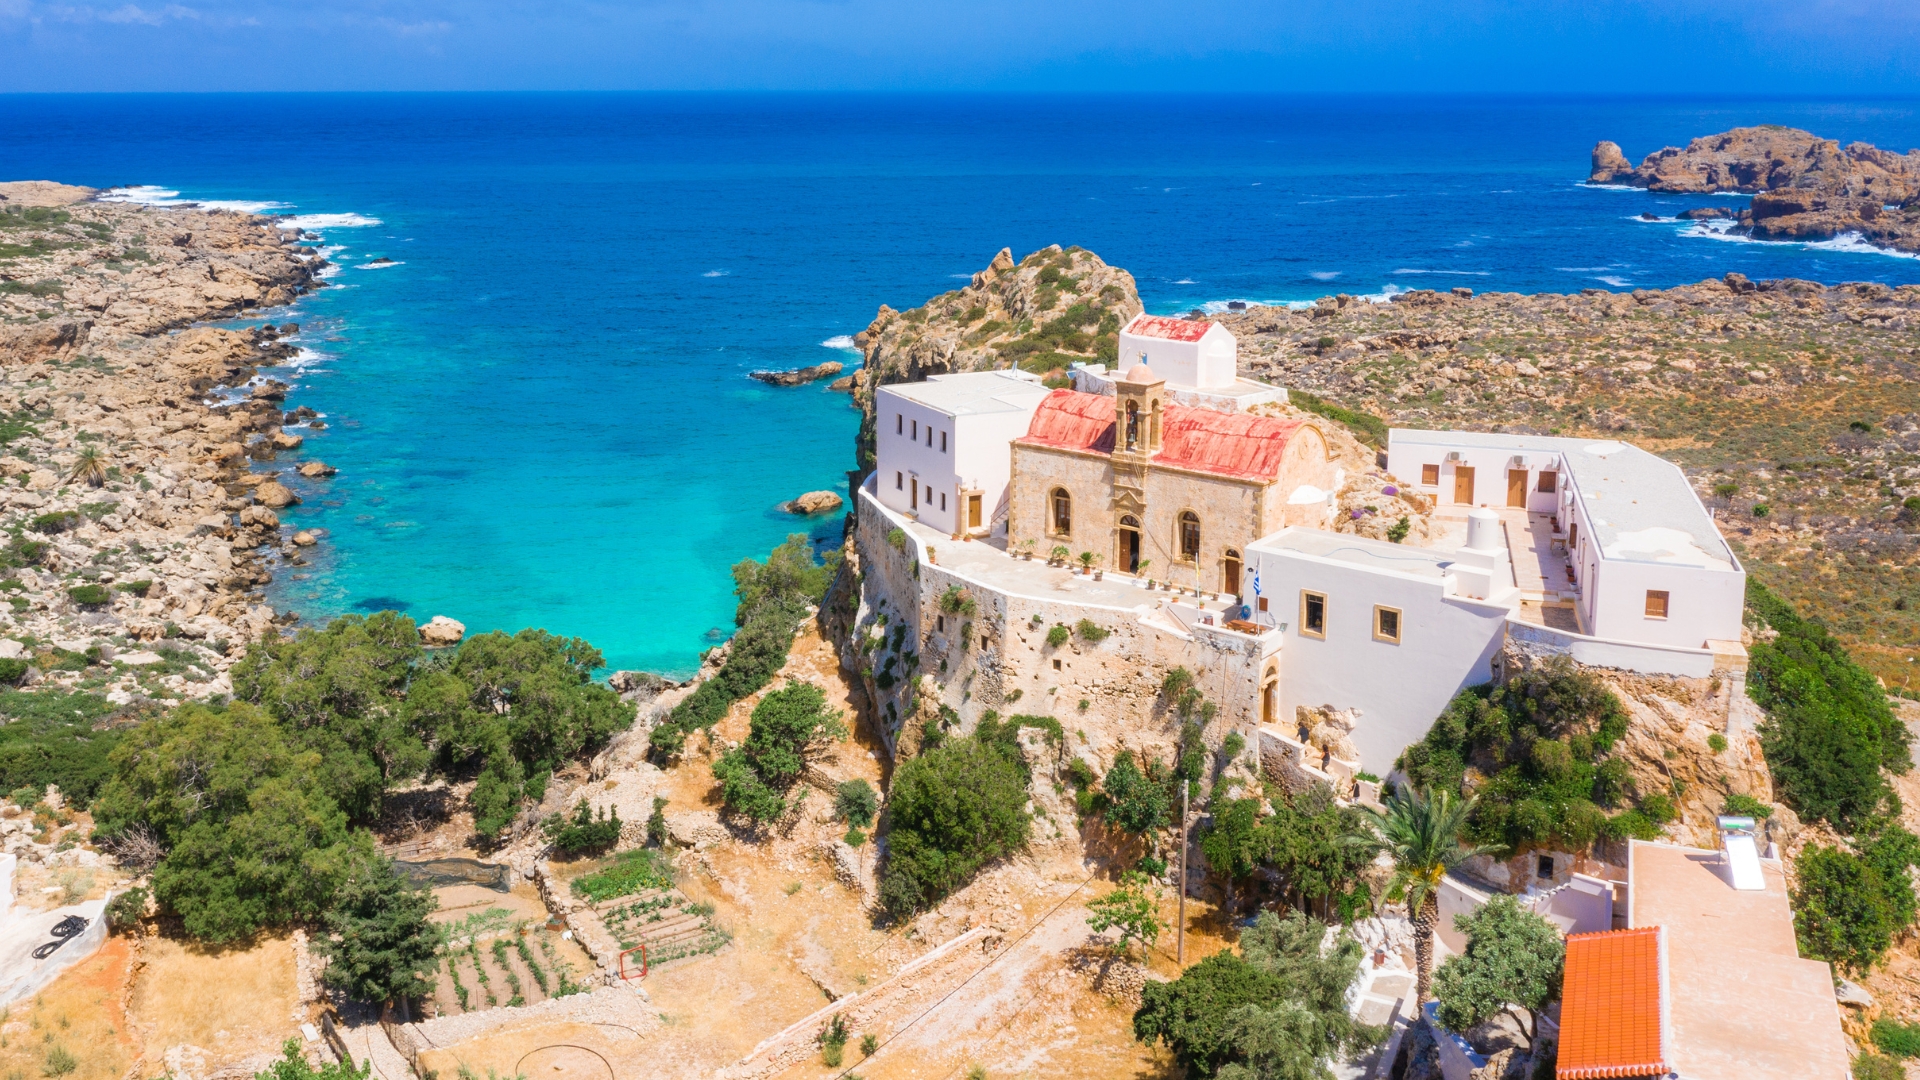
[1089,553,1105,580]
[1050,544,1070,566]
[1077,551,1096,576]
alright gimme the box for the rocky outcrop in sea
[1590,126,1920,252]
[0,181,331,704]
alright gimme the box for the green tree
[880,732,1032,919]
[255,1038,371,1079]
[1087,870,1166,959]
[316,855,441,1015]
[1102,750,1170,835]
[1358,786,1490,1001]
[835,778,878,828]
[1134,910,1374,1079]
[1201,796,1267,912]
[713,681,846,823]
[1432,895,1564,1041]
[1261,784,1379,922]
[1794,843,1900,973]
[732,533,837,626]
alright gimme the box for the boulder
[665,810,730,849]
[255,480,298,508]
[270,431,304,451]
[784,490,844,515]
[0,320,89,365]
[25,469,56,491]
[827,375,855,392]
[749,360,843,387]
[1588,140,1633,184]
[419,614,465,646]
[291,531,317,547]
[297,460,336,478]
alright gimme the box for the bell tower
[1110,361,1165,523]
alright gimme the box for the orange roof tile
[1015,389,1311,482]
[1124,313,1213,342]
[1557,927,1667,1080]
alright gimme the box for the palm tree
[1357,785,1491,1001]
[66,446,108,488]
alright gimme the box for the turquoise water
[7,94,1920,674]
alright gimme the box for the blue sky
[1,0,1918,93]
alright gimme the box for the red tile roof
[1015,390,1311,482]
[1124,313,1212,342]
[1558,927,1667,1080]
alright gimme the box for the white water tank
[1465,507,1502,551]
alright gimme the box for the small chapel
[1005,325,1339,595]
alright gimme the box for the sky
[0,0,1918,93]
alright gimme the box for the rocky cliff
[849,245,1142,476]
[0,181,331,703]
[1589,126,1920,252]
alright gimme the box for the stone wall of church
[1006,443,1116,562]
[1140,467,1264,594]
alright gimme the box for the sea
[4,94,1919,676]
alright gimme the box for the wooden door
[1507,469,1528,507]
[967,494,982,529]
[1453,466,1475,504]
[1119,528,1140,573]
[910,478,918,509]
[1223,552,1241,596]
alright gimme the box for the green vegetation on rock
[879,715,1034,919]
[712,681,846,823]
[0,688,119,801]
[1432,894,1564,1039]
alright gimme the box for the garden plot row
[428,927,590,1018]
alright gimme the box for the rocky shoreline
[0,181,336,704]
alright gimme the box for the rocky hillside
[1590,126,1920,252]
[1210,278,1920,691]
[849,245,1142,474]
[0,181,330,704]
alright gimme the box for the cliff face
[849,245,1141,476]
[1589,127,1920,252]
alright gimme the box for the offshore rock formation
[0,181,330,703]
[1590,126,1920,253]
[849,245,1143,476]
[749,360,842,386]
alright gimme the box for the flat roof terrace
[876,370,1051,416]
[1247,528,1455,581]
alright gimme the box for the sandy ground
[126,932,303,1074]
[0,934,139,1080]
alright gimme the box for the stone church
[1006,360,1339,596]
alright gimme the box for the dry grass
[126,932,300,1067]
[0,936,138,1080]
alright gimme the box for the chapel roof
[1556,927,1667,1080]
[1015,390,1312,482]
[1123,313,1214,342]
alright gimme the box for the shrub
[105,885,148,931]
[1856,1052,1907,1080]
[1386,515,1411,543]
[835,778,878,828]
[1707,732,1727,753]
[938,586,978,617]
[29,510,81,534]
[1793,844,1898,973]
[571,848,674,903]
[713,681,846,823]
[66,583,111,606]
[544,798,622,855]
[1747,580,1908,831]
[1101,750,1170,835]
[114,579,153,595]
[1287,390,1389,448]
[879,729,1031,919]
[0,688,120,802]
[41,1044,77,1077]
[1045,624,1069,647]
[1433,894,1564,1036]
[1872,1018,1920,1058]
[256,1036,373,1078]
[1074,619,1108,643]
[646,796,669,847]
[820,1013,849,1067]
[1721,793,1773,818]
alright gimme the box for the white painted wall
[876,385,1042,536]
[1245,541,1509,776]
[1117,319,1238,390]
[1386,437,1561,513]
[1584,555,1746,647]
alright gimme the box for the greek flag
[1248,565,1262,597]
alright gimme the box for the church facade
[1006,361,1339,596]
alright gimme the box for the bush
[67,583,111,606]
[256,1036,373,1079]
[713,681,846,823]
[835,778,878,828]
[571,848,674,903]
[0,688,119,801]
[1432,894,1564,1035]
[938,586,978,617]
[1074,619,1109,643]
[1045,624,1070,648]
[1101,750,1170,835]
[1287,390,1389,448]
[1872,1018,1920,1058]
[1386,515,1411,544]
[1746,580,1908,831]
[1857,1052,1907,1080]
[879,729,1032,919]
[545,798,622,855]
[1793,844,1899,973]
[105,886,148,931]
[646,796,669,847]
[29,510,81,534]
[1707,732,1727,753]
[1721,793,1773,818]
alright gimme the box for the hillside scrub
[0,688,119,801]
[1133,909,1378,1079]
[879,715,1036,919]
[1398,659,1663,853]
[1746,579,1909,831]
[650,534,837,758]
[712,681,847,823]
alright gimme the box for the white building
[874,370,1052,537]
[1073,314,1286,412]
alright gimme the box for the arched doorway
[1261,669,1278,723]
[1223,549,1242,597]
[1118,515,1141,573]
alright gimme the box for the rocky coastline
[1591,125,1920,253]
[0,181,337,704]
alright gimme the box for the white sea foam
[1555,266,1619,272]
[275,213,381,230]
[1627,214,1677,223]
[703,270,729,278]
[1310,271,1342,281]
[355,260,404,270]
[820,335,857,350]
[1391,268,1491,276]
[1172,278,1196,284]
[1677,218,1920,259]
[1595,276,1633,287]
[1803,233,1920,260]
[1195,298,1287,315]
[98,185,291,214]
[1580,183,1643,192]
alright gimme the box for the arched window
[1125,400,1139,450]
[1051,488,1072,536]
[1178,511,1201,561]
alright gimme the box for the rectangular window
[911,419,917,439]
[1421,463,1440,486]
[940,431,947,453]
[937,615,945,632]
[1537,470,1558,493]
[926,427,933,447]
[1052,658,1061,671]
[1301,591,1326,639]
[1537,855,1555,879]
[896,414,902,434]
[1645,590,1670,619]
[939,493,947,511]
[895,472,903,490]
[1257,597,1269,613]
[1373,605,1402,645]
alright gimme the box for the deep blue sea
[3,94,1918,675]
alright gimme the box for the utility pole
[1178,779,1188,966]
